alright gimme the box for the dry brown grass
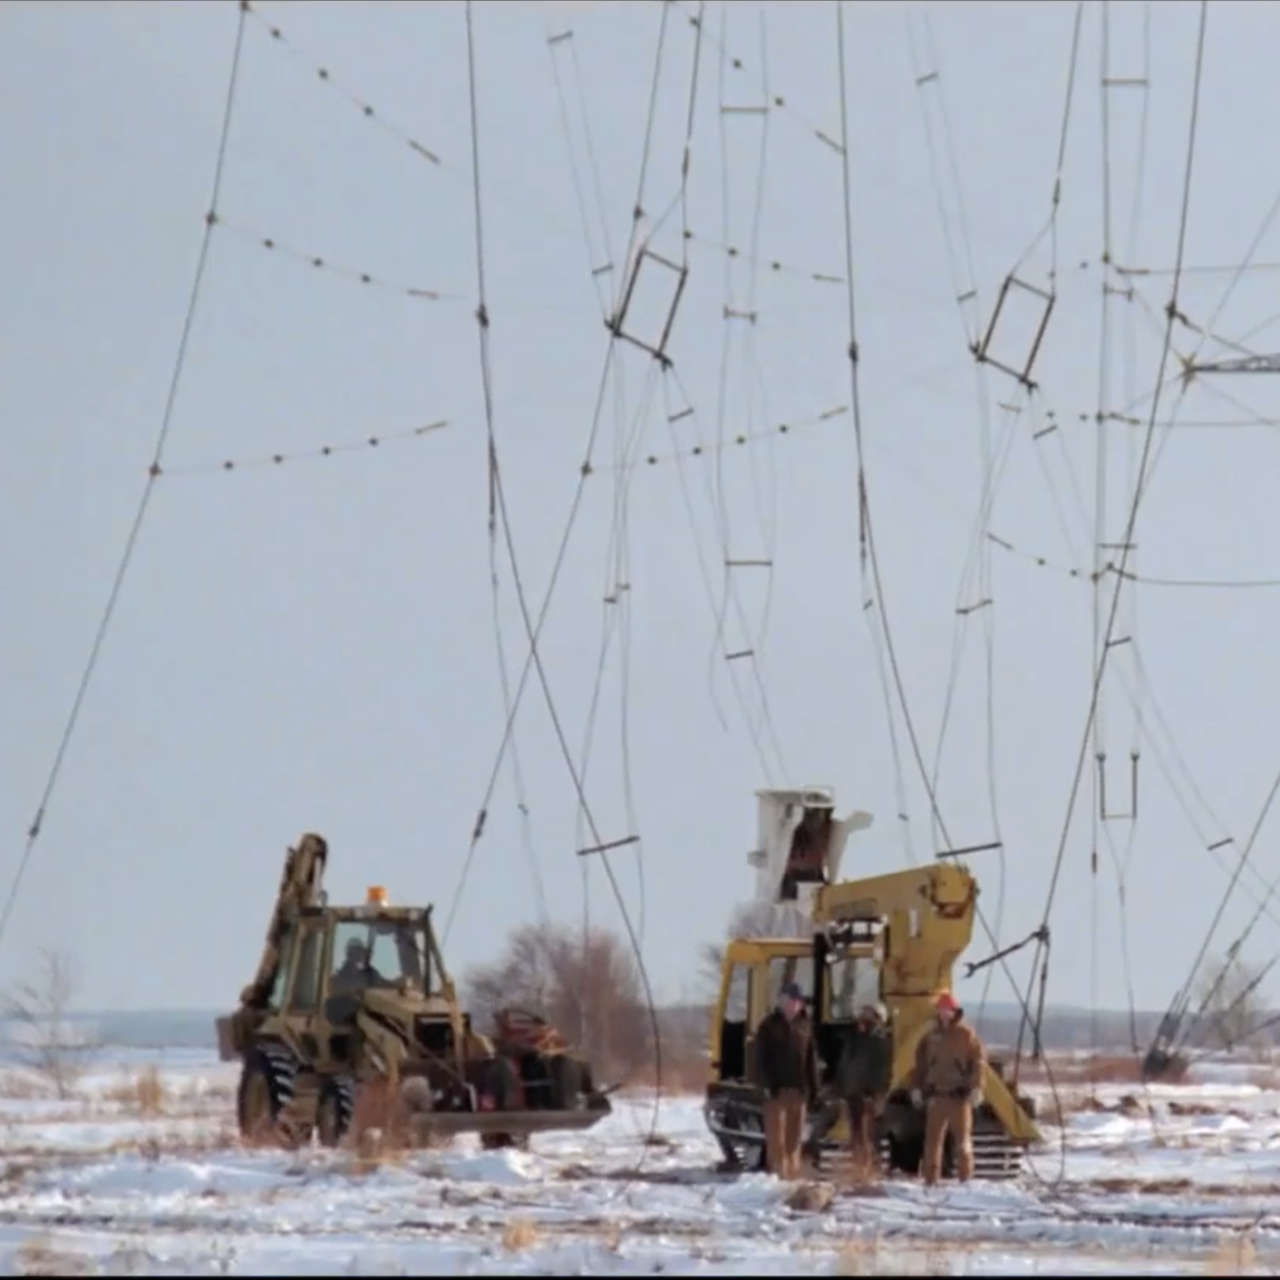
[501,1218,542,1253]
[345,1080,453,1159]
[626,1045,1214,1099]
[625,1052,710,1096]
[0,1073,51,1101]
[0,1116,240,1169]
[1167,1097,1242,1118]
[337,1148,399,1178]
[1016,1052,1189,1087]
[0,1159,39,1195]
[108,1239,157,1273]
[0,1063,233,1127]
[1036,1087,1116,1127]
[1208,1231,1258,1275]
[13,1234,96,1277]
[127,1121,239,1160]
[1033,1065,1265,1130]
[785,1181,835,1213]
[831,1158,891,1198]
[101,1064,167,1117]
[834,1236,957,1277]
[1087,1175,1196,1196]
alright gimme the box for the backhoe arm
[240,833,329,1008]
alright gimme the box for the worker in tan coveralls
[753,981,820,1179]
[909,990,987,1186]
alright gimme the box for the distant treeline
[0,1009,219,1050]
[657,1001,1278,1057]
[0,1001,1270,1055]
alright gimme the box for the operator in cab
[331,938,378,995]
[909,991,988,1185]
[753,981,820,1179]
[835,1001,892,1176]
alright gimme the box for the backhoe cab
[704,789,1040,1180]
[216,834,611,1150]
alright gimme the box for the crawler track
[709,1114,1026,1182]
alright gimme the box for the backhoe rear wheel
[237,1045,300,1146]
[316,1075,357,1149]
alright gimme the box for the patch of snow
[429,1147,547,1185]
[0,1049,1275,1274]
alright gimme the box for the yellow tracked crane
[704,790,1041,1179]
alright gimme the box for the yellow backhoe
[216,833,611,1149]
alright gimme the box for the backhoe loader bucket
[235,1066,613,1154]
[344,1075,612,1150]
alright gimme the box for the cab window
[765,954,815,1007]
[288,925,323,1012]
[268,925,297,1010]
[723,964,749,1021]
[827,952,880,1021]
[330,920,426,989]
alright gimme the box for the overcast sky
[5,0,1280,1024]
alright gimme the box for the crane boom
[813,861,978,998]
[1183,352,1280,377]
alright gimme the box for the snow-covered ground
[0,1049,1276,1275]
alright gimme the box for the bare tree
[1194,952,1272,1053]
[1,950,98,1099]
[463,922,649,1082]
[698,899,809,1000]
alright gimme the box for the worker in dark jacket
[836,1001,892,1175]
[753,981,820,1179]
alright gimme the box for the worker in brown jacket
[753,981,820,1179]
[909,990,987,1186]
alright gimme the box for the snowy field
[0,1048,1276,1275]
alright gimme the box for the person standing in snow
[836,1001,893,1176]
[909,990,987,1186]
[753,981,820,1179]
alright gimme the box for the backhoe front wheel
[316,1075,357,1149]
[237,1045,302,1146]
